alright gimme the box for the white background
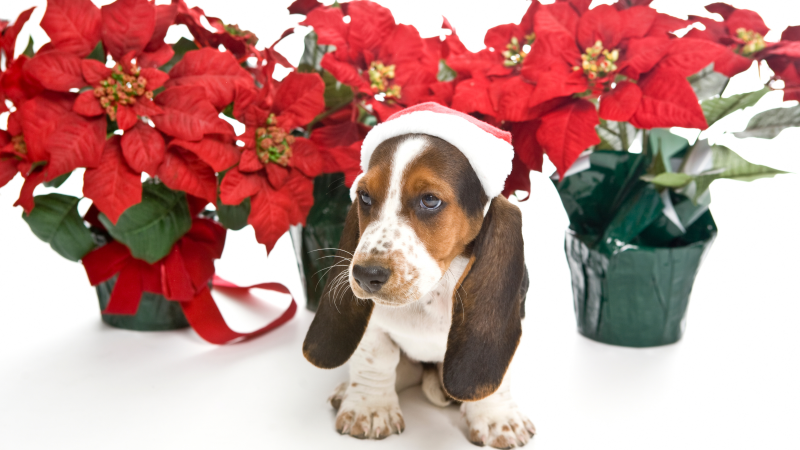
[1,1,799,449]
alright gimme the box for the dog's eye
[359,191,372,206]
[420,194,442,210]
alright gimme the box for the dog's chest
[369,255,469,363]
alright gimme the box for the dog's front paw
[463,404,536,449]
[335,393,405,440]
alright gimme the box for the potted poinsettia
[443,0,799,347]
[0,0,364,340]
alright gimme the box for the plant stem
[618,121,629,150]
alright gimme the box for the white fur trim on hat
[359,110,514,199]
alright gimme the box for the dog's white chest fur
[369,255,469,363]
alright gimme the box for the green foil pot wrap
[556,150,717,347]
[96,276,189,331]
[291,173,352,311]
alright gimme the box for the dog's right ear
[303,201,373,369]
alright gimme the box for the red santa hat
[354,102,514,200]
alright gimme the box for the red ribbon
[82,218,297,344]
[182,276,297,345]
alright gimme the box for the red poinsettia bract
[219,71,326,252]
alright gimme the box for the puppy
[303,110,533,448]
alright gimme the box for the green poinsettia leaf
[702,87,769,127]
[87,41,105,62]
[23,194,94,262]
[217,197,250,231]
[641,172,694,188]
[99,183,192,264]
[688,63,729,101]
[688,144,787,201]
[322,70,353,109]
[23,36,35,58]
[43,171,72,188]
[160,37,199,73]
[648,128,689,171]
[733,104,800,139]
[298,31,329,73]
[437,59,457,82]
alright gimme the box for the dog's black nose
[352,265,391,293]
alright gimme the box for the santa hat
[351,102,514,201]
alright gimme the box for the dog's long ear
[442,195,525,401]
[303,201,373,368]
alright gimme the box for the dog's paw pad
[335,398,404,440]
[465,407,535,448]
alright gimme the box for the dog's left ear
[303,201,373,369]
[442,195,525,402]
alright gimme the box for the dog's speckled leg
[462,377,535,449]
[334,326,405,440]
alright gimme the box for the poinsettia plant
[0,0,370,331]
[293,0,798,239]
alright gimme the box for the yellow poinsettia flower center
[255,114,295,167]
[11,135,27,157]
[368,61,401,99]
[736,28,766,56]
[93,63,153,121]
[503,33,536,67]
[224,23,258,46]
[573,40,620,81]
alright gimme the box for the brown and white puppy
[303,133,533,448]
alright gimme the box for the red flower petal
[577,5,622,50]
[510,121,543,173]
[629,69,708,130]
[168,135,240,172]
[73,90,105,117]
[0,158,19,189]
[19,93,74,163]
[321,53,371,94]
[725,9,769,36]
[1,56,44,106]
[116,105,139,131]
[14,169,46,213]
[452,77,495,117]
[266,163,290,189]
[157,148,217,204]
[299,6,348,49]
[288,0,323,16]
[619,36,671,79]
[484,23,523,52]
[536,98,600,176]
[283,172,315,225]
[598,81,642,122]
[46,114,106,180]
[152,86,233,140]
[219,167,267,205]
[239,149,263,173]
[132,98,164,118]
[101,0,156,61]
[165,48,252,109]
[713,50,754,77]
[23,50,85,92]
[534,3,580,41]
[81,59,112,84]
[1,7,35,61]
[139,43,175,69]
[310,121,364,148]
[646,13,690,38]
[146,3,179,52]
[121,122,166,175]
[319,142,361,187]
[139,68,169,90]
[248,190,292,253]
[288,137,322,178]
[274,72,326,129]
[501,154,532,200]
[40,0,102,58]
[83,137,143,224]
[346,1,396,56]
[619,6,657,40]
[656,38,726,77]
[705,3,735,19]
[489,76,540,123]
